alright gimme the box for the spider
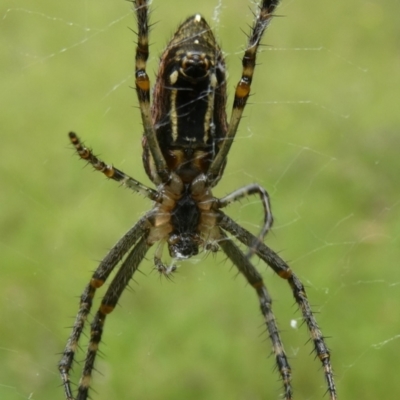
[59,1,337,399]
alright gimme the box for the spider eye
[168,234,199,259]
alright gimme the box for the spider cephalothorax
[59,2,337,400]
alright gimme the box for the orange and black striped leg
[216,183,274,255]
[218,230,292,400]
[58,217,150,400]
[208,0,280,179]
[76,235,150,400]
[218,212,337,400]
[69,132,159,201]
[133,0,168,182]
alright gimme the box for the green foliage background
[1,0,399,399]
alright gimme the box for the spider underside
[59,1,337,399]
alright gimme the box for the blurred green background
[1,0,399,399]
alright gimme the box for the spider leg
[154,240,177,276]
[218,212,337,400]
[58,216,150,400]
[216,183,273,256]
[208,0,280,180]
[76,234,151,400]
[218,229,292,400]
[133,0,169,182]
[69,132,159,201]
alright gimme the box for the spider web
[1,0,399,399]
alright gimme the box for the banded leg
[216,183,274,255]
[134,0,169,182]
[218,212,337,400]
[69,132,159,201]
[218,230,292,399]
[208,0,280,179]
[58,217,150,400]
[77,235,151,400]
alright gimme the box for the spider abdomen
[143,14,228,185]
